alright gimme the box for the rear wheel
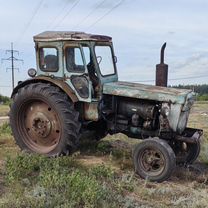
[10,83,80,156]
[133,138,176,182]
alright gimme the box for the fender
[11,76,78,102]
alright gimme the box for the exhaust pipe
[156,42,168,87]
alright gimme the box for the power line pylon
[1,42,23,90]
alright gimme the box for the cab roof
[34,31,112,42]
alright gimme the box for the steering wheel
[96,56,102,64]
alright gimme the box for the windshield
[95,45,115,76]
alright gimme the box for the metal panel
[34,31,112,42]
[103,81,193,104]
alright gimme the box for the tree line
[0,95,11,105]
[171,84,208,101]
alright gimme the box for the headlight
[28,68,37,77]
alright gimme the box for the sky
[0,0,208,96]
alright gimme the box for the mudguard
[11,76,78,103]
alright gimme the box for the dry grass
[0,102,207,207]
[0,105,9,117]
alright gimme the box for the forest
[172,84,208,101]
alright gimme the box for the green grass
[0,123,11,136]
[0,102,208,207]
[1,153,141,208]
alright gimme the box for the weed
[97,141,112,154]
[3,153,122,207]
[0,122,11,136]
[90,164,115,180]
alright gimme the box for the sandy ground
[0,116,9,125]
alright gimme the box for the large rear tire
[10,83,80,156]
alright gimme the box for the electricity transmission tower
[1,42,23,90]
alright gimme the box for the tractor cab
[33,31,118,102]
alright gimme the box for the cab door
[63,43,92,102]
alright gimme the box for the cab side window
[65,47,85,72]
[39,47,58,72]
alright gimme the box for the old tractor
[10,31,202,182]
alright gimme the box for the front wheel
[173,141,200,165]
[10,83,81,156]
[133,138,176,182]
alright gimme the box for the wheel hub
[141,149,164,173]
[31,112,52,138]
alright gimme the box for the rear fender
[11,76,78,103]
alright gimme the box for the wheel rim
[18,99,62,154]
[139,147,165,177]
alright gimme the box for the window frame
[93,44,116,77]
[39,46,59,72]
[65,46,86,73]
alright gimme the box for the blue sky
[0,0,208,96]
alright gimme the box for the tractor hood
[103,81,193,105]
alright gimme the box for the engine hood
[103,81,193,104]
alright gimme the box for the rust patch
[34,31,112,42]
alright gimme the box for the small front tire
[133,138,176,182]
[173,141,200,165]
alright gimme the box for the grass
[0,105,9,117]
[0,102,207,207]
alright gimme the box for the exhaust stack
[156,42,168,87]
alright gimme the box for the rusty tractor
[10,31,203,182]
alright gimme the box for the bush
[4,153,121,207]
[5,153,42,183]
[90,164,115,180]
[39,169,109,207]
[5,153,79,184]
[197,94,208,101]
[0,95,10,105]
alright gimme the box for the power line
[46,0,73,29]
[73,0,107,30]
[1,43,23,90]
[53,0,81,29]
[16,0,44,44]
[131,74,208,83]
[86,0,125,30]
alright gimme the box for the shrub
[4,153,120,207]
[5,153,42,183]
[0,95,11,105]
[197,94,208,101]
[90,164,115,180]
